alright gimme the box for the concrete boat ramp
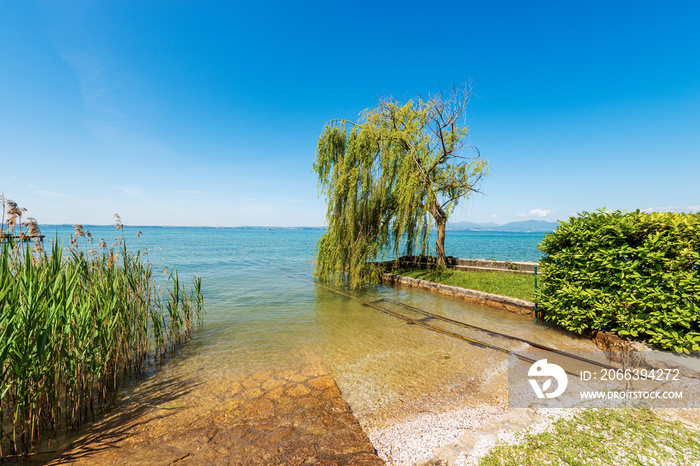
[50,352,384,465]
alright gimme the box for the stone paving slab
[49,354,384,465]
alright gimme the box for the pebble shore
[369,405,574,465]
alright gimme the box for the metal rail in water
[250,258,617,376]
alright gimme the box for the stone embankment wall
[379,256,538,316]
[383,256,539,274]
[448,258,538,274]
[382,273,536,317]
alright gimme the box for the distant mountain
[447,219,558,232]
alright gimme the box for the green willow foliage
[538,209,700,352]
[314,87,488,288]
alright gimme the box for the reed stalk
[0,201,204,458]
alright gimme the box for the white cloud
[518,208,553,218]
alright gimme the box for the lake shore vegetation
[480,408,700,465]
[0,197,204,458]
[539,209,700,352]
[313,83,488,288]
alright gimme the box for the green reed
[0,200,204,458]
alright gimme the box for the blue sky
[1,1,698,227]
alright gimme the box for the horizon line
[32,220,558,230]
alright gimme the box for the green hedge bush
[538,209,700,352]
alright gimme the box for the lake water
[39,226,593,433]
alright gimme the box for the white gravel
[368,406,577,466]
[368,405,506,465]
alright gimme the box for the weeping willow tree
[314,83,488,288]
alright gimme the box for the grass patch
[480,408,700,466]
[394,267,536,302]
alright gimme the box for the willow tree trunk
[432,201,448,268]
[435,219,447,267]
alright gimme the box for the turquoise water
[44,225,547,265]
[40,225,550,373]
[434,230,546,262]
[39,226,587,430]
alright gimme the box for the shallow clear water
[39,226,594,431]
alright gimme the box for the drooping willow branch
[313,82,489,288]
